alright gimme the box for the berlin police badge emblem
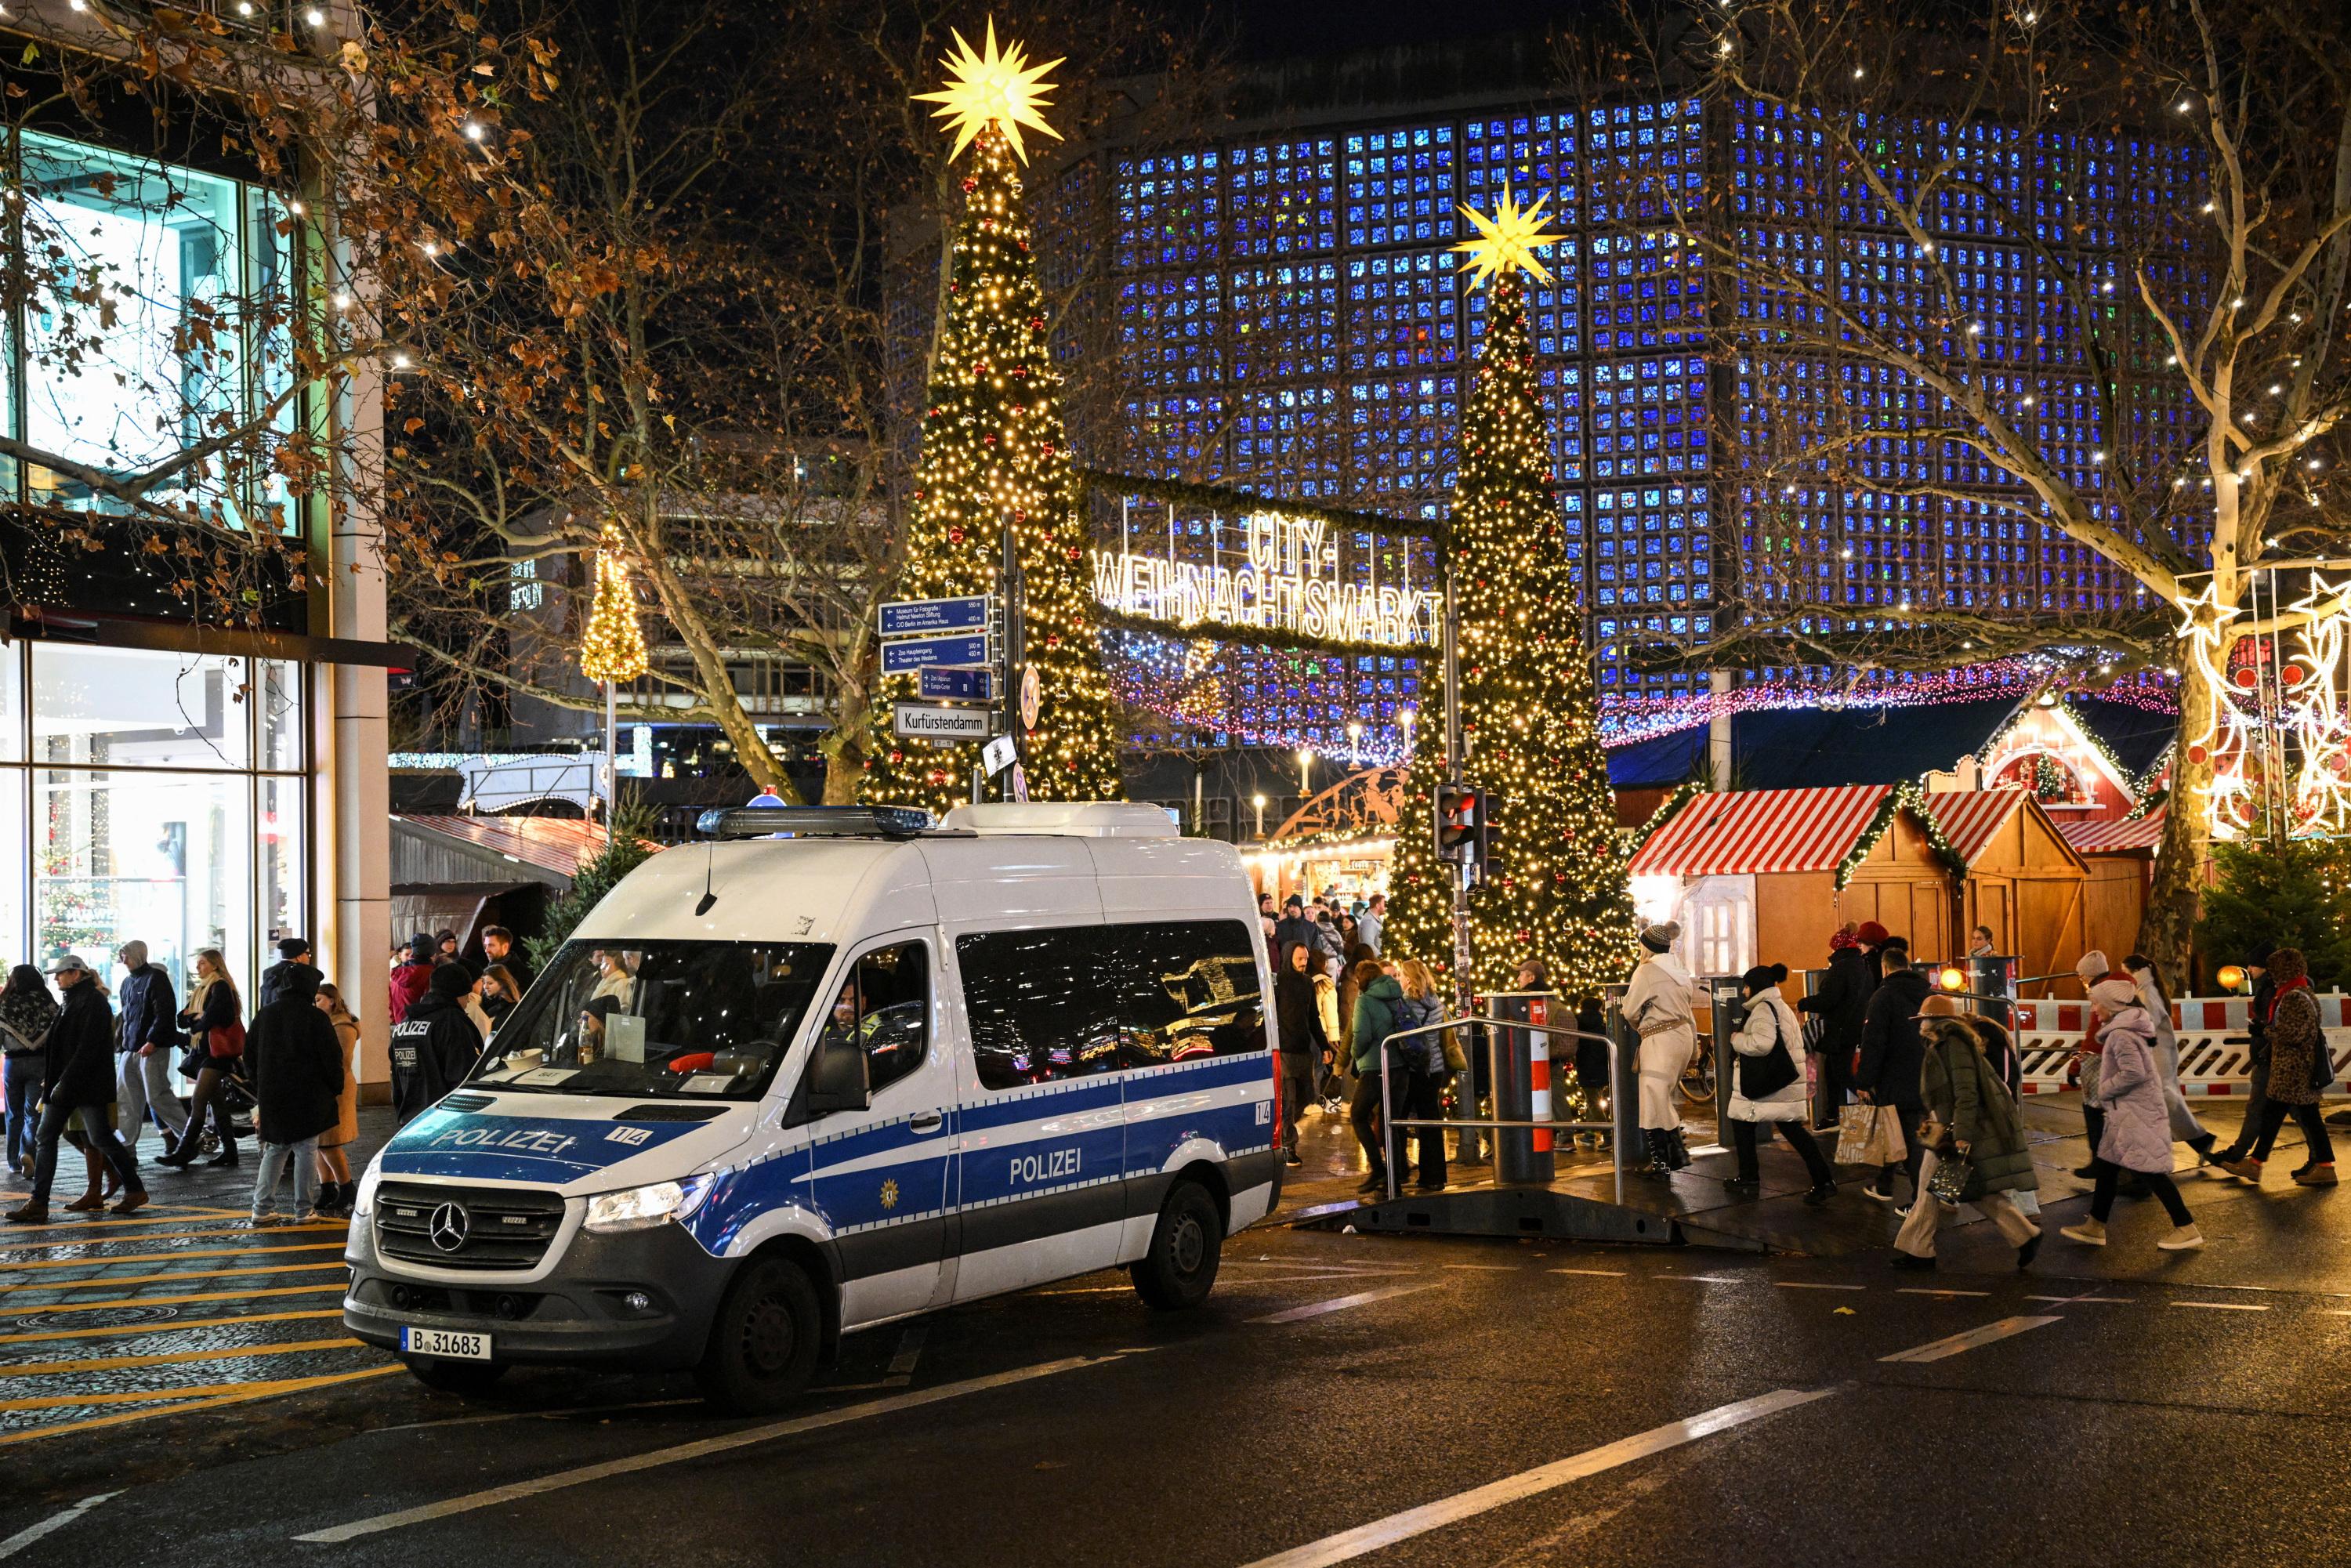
[878,1178,900,1211]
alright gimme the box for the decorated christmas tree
[1382,191,1637,996]
[863,23,1125,813]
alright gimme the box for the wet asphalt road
[5,1106,2351,1566]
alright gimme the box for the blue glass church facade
[1033,84,2198,756]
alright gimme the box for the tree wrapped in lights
[1383,191,1637,995]
[578,527,650,685]
[863,22,1124,813]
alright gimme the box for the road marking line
[1442,1264,1519,1272]
[1237,1387,1835,1568]
[1774,1282,1867,1291]
[0,1202,254,1229]
[375,1397,703,1434]
[1254,1284,1440,1324]
[0,1335,362,1379]
[885,1325,926,1385]
[1548,1268,1626,1277]
[1660,1274,1744,1284]
[0,1310,343,1347]
[293,1353,1143,1544]
[2172,1301,2268,1312]
[1878,1316,2062,1363]
[1896,1287,1991,1298]
[0,1366,398,1447]
[0,1223,346,1254]
[0,1284,339,1319]
[0,1241,346,1272]
[0,1490,120,1559]
[0,1261,344,1295]
[2023,1295,2129,1304]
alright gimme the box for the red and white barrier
[2008,993,2351,1096]
[1528,997,1552,1153]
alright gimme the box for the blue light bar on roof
[695,806,933,839]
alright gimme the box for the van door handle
[909,1112,944,1133]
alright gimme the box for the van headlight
[352,1159,384,1219]
[583,1175,713,1234]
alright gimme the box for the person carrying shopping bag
[1725,965,1838,1206]
[1891,995,2043,1271]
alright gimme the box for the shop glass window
[35,768,252,988]
[32,645,252,770]
[1106,921,1266,1068]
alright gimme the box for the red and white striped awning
[1627,784,1894,877]
[1914,788,2030,867]
[2058,810,2165,854]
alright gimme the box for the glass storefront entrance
[0,643,307,995]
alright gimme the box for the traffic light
[1435,782,1476,862]
[1473,789,1506,878]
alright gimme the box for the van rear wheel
[403,1356,508,1396]
[1131,1179,1223,1311]
[696,1255,821,1414]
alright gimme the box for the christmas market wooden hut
[1626,784,1960,979]
[1915,788,2094,990]
[2056,810,2164,965]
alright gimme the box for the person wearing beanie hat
[2212,953,2277,1166]
[1724,964,1837,1204]
[2062,976,2203,1250]
[1799,922,1882,1128]
[1621,921,1697,1175]
[2217,947,2338,1187]
[387,959,485,1128]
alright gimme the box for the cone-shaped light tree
[863,22,1125,813]
[1382,190,1637,996]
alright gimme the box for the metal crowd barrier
[1373,1013,1636,1205]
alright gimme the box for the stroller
[170,1045,258,1153]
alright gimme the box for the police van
[343,802,1282,1410]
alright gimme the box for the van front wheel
[697,1256,822,1414]
[1132,1179,1223,1311]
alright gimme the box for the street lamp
[1252,792,1267,840]
[1346,721,1363,761]
[1296,747,1314,795]
[1397,705,1416,761]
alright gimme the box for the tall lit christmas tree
[863,22,1125,813]
[1382,190,1637,996]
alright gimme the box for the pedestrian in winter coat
[2218,947,2338,1187]
[1,966,56,1179]
[1347,962,1404,1193]
[1273,899,1317,964]
[159,951,242,1170]
[1854,947,1934,1202]
[5,955,147,1222]
[312,983,361,1216]
[2213,954,2275,1166]
[1796,922,1879,1126]
[245,969,347,1224]
[1621,924,1696,1175]
[1394,958,1448,1190]
[257,937,322,1012]
[111,940,188,1159]
[389,962,484,1126]
[1356,894,1386,958]
[2124,954,2218,1165]
[1892,997,2044,1269]
[2063,978,2204,1250]
[1726,965,1838,1204]
[1273,942,1327,1165]
[2069,949,2117,1178]
[387,934,437,1026]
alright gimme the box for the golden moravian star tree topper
[1451,185,1566,288]
[912,18,1064,164]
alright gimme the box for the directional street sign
[882,633,991,674]
[880,596,993,638]
[893,701,998,741]
[920,666,995,701]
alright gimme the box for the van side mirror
[804,1034,870,1114]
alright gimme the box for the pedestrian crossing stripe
[0,1335,364,1380]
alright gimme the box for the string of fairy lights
[2179,573,2351,842]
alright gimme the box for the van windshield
[469,940,834,1100]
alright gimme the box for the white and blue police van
[343,802,1282,1410]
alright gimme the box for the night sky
[1207,0,1574,61]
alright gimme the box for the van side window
[819,943,929,1096]
[958,927,1123,1092]
[1106,921,1266,1069]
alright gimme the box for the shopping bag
[1866,1105,1908,1165]
[1835,1103,1878,1164]
[1926,1154,1974,1207]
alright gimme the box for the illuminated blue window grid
[1346,249,1458,372]
[1226,137,1339,259]
[1343,124,1457,249]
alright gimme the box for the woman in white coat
[1620,922,1697,1176]
[1726,964,1839,1204]
[2125,954,2219,1167]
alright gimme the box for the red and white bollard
[1529,996,1552,1153]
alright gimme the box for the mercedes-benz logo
[427,1201,471,1253]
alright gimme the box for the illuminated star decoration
[1451,185,1566,288]
[911,18,1064,164]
